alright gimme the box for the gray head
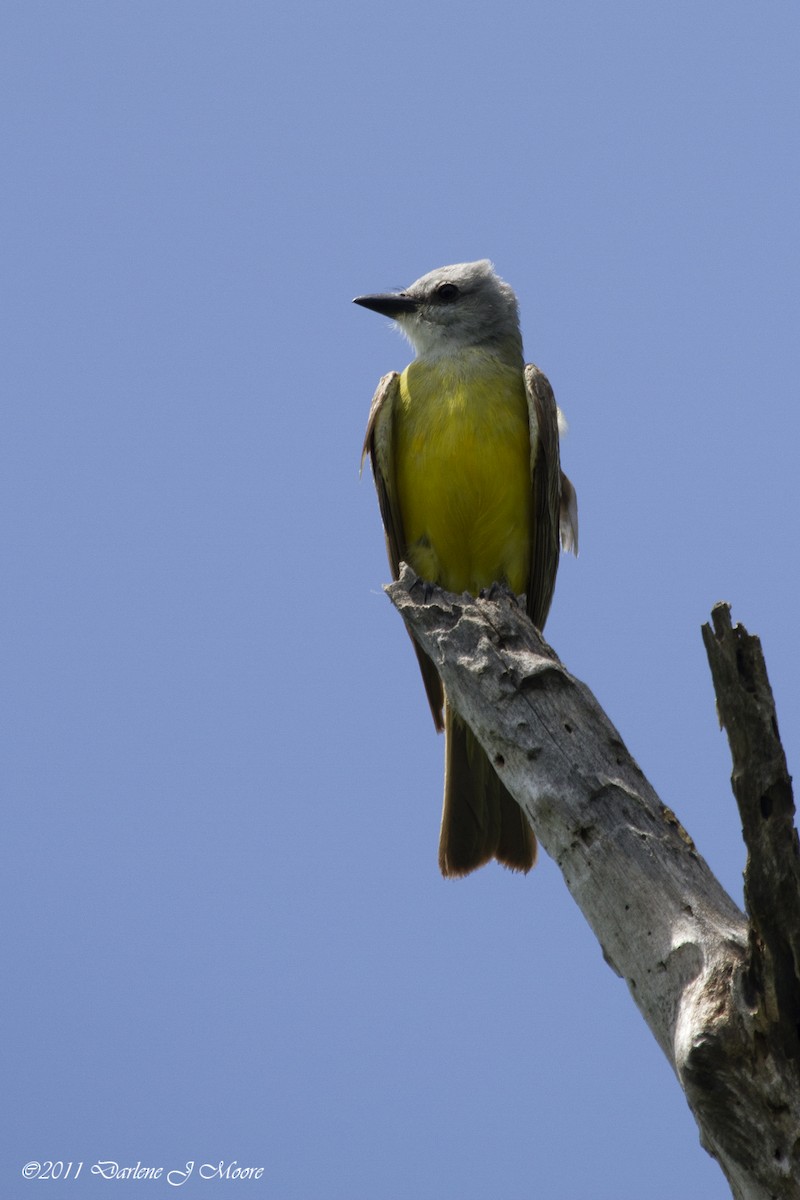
[354,260,523,362]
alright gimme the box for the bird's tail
[438,703,537,878]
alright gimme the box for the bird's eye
[436,283,460,302]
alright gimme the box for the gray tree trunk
[387,566,800,1200]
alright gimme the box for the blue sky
[3,3,798,1197]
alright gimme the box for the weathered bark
[386,567,800,1200]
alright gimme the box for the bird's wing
[362,372,445,731]
[524,364,567,630]
[559,470,579,557]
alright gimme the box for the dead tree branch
[386,567,800,1200]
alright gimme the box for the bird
[356,260,578,878]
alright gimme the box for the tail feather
[438,704,537,878]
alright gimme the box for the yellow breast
[394,353,532,595]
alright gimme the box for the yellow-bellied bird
[356,260,578,878]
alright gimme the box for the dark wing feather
[362,372,445,731]
[524,364,562,631]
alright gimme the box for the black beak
[353,292,418,318]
